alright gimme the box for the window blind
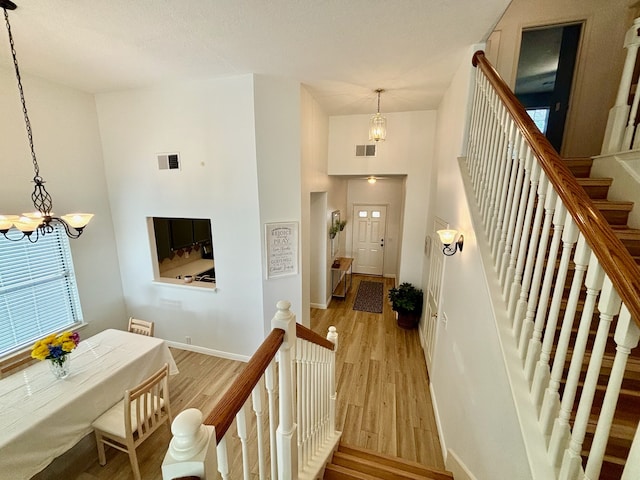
[0,226,84,356]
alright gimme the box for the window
[526,107,550,134]
[0,226,84,356]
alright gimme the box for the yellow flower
[31,344,50,360]
[62,341,76,353]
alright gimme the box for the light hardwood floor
[311,275,444,469]
[36,274,443,479]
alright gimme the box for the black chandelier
[0,0,93,243]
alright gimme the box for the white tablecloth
[0,328,178,479]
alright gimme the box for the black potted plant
[388,282,424,329]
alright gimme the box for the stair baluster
[584,305,639,479]
[539,232,587,437]
[531,210,577,411]
[514,173,549,341]
[524,198,565,383]
[559,277,621,480]
[500,146,532,293]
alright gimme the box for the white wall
[488,0,632,157]
[328,111,436,284]
[345,178,404,278]
[254,75,303,331]
[301,87,347,310]
[96,75,266,358]
[0,68,126,337]
[429,47,532,479]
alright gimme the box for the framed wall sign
[265,222,298,279]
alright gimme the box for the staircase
[562,157,640,480]
[324,444,454,480]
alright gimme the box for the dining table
[0,328,178,479]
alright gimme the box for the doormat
[353,281,384,314]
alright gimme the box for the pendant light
[369,88,387,142]
[0,1,93,243]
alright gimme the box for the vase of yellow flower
[31,331,80,379]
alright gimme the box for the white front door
[352,205,387,276]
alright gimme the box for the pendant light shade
[369,89,387,142]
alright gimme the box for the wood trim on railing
[472,50,640,325]
[204,328,285,442]
[296,323,335,351]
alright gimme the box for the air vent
[355,144,376,157]
[157,153,181,170]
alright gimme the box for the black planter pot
[396,310,420,329]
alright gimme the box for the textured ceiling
[0,0,510,115]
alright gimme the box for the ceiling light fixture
[0,1,93,243]
[367,176,377,184]
[369,89,387,142]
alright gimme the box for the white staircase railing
[161,301,341,480]
[467,51,640,480]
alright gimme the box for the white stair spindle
[559,276,621,480]
[584,305,639,480]
[496,132,524,271]
[216,436,231,480]
[492,128,520,261]
[251,379,267,480]
[524,194,563,382]
[236,404,250,480]
[532,210,577,411]
[540,233,588,437]
[480,102,502,225]
[501,146,532,291]
[513,173,548,340]
[327,326,338,434]
[548,249,603,468]
[507,160,540,318]
[486,107,512,241]
[265,362,278,480]
[622,420,640,479]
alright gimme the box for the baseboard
[310,302,327,309]
[445,449,478,480]
[166,341,251,362]
[429,381,447,463]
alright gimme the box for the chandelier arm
[55,217,84,239]
[4,7,40,178]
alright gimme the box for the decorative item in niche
[265,222,298,279]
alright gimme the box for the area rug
[353,281,384,313]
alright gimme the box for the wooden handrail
[296,323,335,351]
[472,50,640,325]
[204,328,285,442]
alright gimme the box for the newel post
[602,17,640,154]
[272,300,298,478]
[161,408,218,480]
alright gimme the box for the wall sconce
[437,229,464,256]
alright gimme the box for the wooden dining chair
[91,363,172,480]
[127,317,155,337]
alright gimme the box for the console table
[331,257,353,298]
